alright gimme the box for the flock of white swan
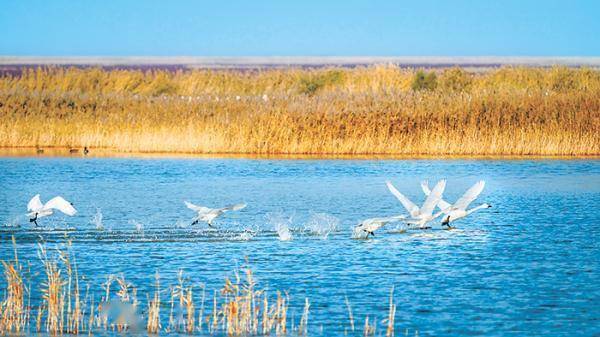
[25,180,490,239]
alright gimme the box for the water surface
[0,158,598,336]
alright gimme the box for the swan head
[483,203,492,208]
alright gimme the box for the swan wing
[420,180,432,195]
[421,180,451,211]
[367,215,407,224]
[420,179,446,216]
[28,194,43,211]
[219,203,247,212]
[453,180,486,211]
[386,181,419,217]
[44,196,77,216]
[184,201,212,214]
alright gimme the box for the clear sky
[1,0,599,56]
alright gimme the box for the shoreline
[1,147,597,160]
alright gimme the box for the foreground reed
[0,237,28,334]
[0,66,598,156]
[1,237,406,336]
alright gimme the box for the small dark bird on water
[69,148,79,154]
[83,147,89,155]
[36,148,44,154]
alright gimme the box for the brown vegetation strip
[0,66,598,156]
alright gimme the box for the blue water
[0,157,599,336]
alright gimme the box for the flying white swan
[386,180,446,229]
[353,215,406,239]
[27,194,77,226]
[421,180,491,227]
[184,201,247,227]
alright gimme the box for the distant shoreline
[1,56,600,70]
[1,147,598,160]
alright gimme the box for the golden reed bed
[0,66,598,156]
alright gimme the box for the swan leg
[191,219,199,226]
[29,214,39,227]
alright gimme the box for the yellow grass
[0,66,598,156]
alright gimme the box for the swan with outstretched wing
[27,194,77,226]
[386,180,446,229]
[185,201,247,227]
[421,180,491,227]
[353,214,406,239]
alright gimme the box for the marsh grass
[0,66,598,156]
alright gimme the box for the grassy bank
[0,66,598,156]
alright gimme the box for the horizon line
[1,56,600,68]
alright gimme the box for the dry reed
[0,237,28,334]
[386,287,396,337]
[1,238,411,336]
[0,66,598,156]
[146,272,161,334]
[345,294,355,332]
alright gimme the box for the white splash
[275,223,293,241]
[91,208,104,230]
[129,220,144,233]
[304,213,339,239]
[175,219,189,229]
[3,216,22,228]
[234,226,258,241]
[267,213,293,241]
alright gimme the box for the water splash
[91,208,104,230]
[303,213,339,239]
[267,213,293,241]
[129,220,144,234]
[174,219,190,229]
[2,215,22,228]
[234,226,259,241]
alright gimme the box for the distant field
[0,65,599,156]
[2,56,600,71]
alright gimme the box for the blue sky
[1,0,599,56]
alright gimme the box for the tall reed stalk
[0,237,27,334]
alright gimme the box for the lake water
[0,157,599,336]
